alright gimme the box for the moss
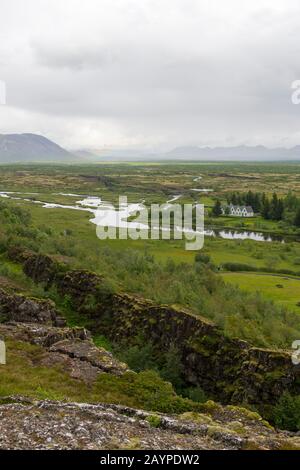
[179,412,213,425]
[146,414,162,428]
[226,405,273,429]
[188,340,211,357]
[198,400,223,414]
[275,440,300,450]
[264,370,286,382]
[207,424,238,438]
[201,334,221,346]
[241,440,264,450]
[227,420,248,435]
[122,437,142,450]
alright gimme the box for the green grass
[1,163,300,348]
[0,338,199,414]
[221,272,300,312]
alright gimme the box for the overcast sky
[1,0,300,150]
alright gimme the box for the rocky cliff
[0,275,299,449]
[12,250,300,408]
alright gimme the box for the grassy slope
[0,162,300,347]
[0,338,198,414]
[221,272,300,313]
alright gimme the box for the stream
[0,191,290,243]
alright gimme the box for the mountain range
[166,145,300,161]
[1,133,300,162]
[75,144,300,161]
[0,133,75,162]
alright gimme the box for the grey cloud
[1,0,300,149]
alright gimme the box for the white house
[221,204,254,217]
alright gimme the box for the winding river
[0,191,289,243]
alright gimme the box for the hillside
[0,286,299,450]
[0,134,76,162]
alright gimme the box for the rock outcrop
[0,288,65,326]
[0,321,128,383]
[0,397,299,450]
[9,251,300,407]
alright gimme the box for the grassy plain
[221,272,300,312]
[0,162,300,347]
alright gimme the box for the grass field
[0,162,300,347]
[221,272,300,312]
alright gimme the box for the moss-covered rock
[16,251,300,409]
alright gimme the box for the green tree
[294,208,300,227]
[160,344,184,391]
[273,393,300,431]
[261,198,271,219]
[212,199,222,217]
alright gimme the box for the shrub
[160,344,184,390]
[183,386,207,403]
[221,262,255,272]
[93,335,112,351]
[117,343,157,373]
[146,414,162,428]
[273,393,300,431]
[195,253,211,264]
[95,370,199,414]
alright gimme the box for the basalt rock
[13,252,300,407]
[0,321,89,347]
[0,397,299,450]
[0,322,128,383]
[88,292,300,406]
[49,338,128,376]
[22,252,63,287]
[0,288,65,326]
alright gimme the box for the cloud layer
[1,0,300,150]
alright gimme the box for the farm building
[221,204,254,217]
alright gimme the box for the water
[0,190,289,243]
[191,188,213,192]
[209,229,280,243]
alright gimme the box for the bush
[195,253,211,264]
[146,414,162,428]
[222,262,255,272]
[273,393,300,431]
[117,343,157,373]
[159,344,184,390]
[183,386,207,403]
[95,370,199,414]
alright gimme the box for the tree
[295,208,300,227]
[276,199,284,221]
[273,393,300,431]
[231,193,238,205]
[262,198,271,219]
[212,199,222,217]
[285,191,298,211]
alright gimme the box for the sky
[1,0,300,150]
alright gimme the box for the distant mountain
[73,144,300,162]
[167,145,300,161]
[72,149,100,159]
[0,133,76,162]
[73,147,159,161]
